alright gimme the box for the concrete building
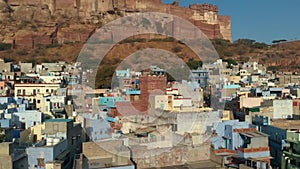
[150,65,165,76]
[27,138,69,169]
[20,123,45,144]
[222,84,240,99]
[293,100,300,119]
[260,122,291,168]
[191,69,210,88]
[84,117,112,141]
[211,120,271,168]
[171,82,204,108]
[131,74,167,112]
[255,118,300,168]
[242,61,259,74]
[1,71,14,82]
[19,62,34,73]
[44,119,84,154]
[14,83,60,103]
[221,110,234,121]
[13,110,42,129]
[0,59,12,73]
[278,74,300,86]
[291,87,300,98]
[39,63,65,74]
[100,96,124,109]
[35,94,66,117]
[116,69,131,79]
[0,142,27,169]
[74,141,134,169]
[27,119,84,169]
[239,97,263,109]
[149,94,202,112]
[282,130,300,169]
[273,100,293,119]
[149,95,174,112]
[229,76,241,84]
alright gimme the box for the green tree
[186,58,203,69]
[223,58,238,68]
[235,39,256,45]
[96,65,116,89]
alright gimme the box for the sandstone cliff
[0,0,232,49]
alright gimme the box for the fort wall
[3,0,232,49]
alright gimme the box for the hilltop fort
[0,0,232,49]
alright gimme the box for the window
[37,158,45,168]
[37,100,40,104]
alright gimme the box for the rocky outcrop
[0,0,232,49]
[0,1,12,21]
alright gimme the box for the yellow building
[14,83,60,103]
[20,123,45,144]
[0,142,13,169]
[221,110,234,121]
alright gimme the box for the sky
[162,0,300,44]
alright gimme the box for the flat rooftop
[145,160,221,169]
[45,119,73,123]
[239,130,269,138]
[271,120,300,130]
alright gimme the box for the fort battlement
[189,3,218,13]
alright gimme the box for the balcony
[283,150,300,159]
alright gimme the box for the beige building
[222,110,234,121]
[74,141,134,169]
[240,97,263,109]
[20,123,46,144]
[35,94,66,117]
[0,142,27,169]
[229,76,241,84]
[239,69,251,77]
[149,94,200,112]
[0,59,12,72]
[45,161,63,169]
[14,83,60,103]
[0,142,13,169]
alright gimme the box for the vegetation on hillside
[0,37,299,88]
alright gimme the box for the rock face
[0,0,232,49]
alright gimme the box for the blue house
[0,119,11,128]
[99,97,124,108]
